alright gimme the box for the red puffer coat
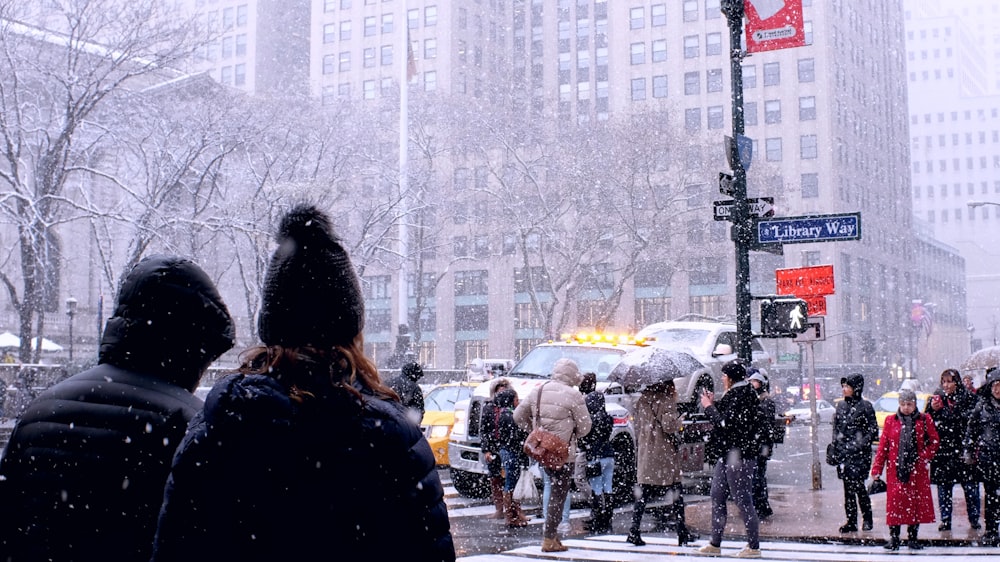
[871,412,940,525]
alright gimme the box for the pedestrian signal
[761,298,809,336]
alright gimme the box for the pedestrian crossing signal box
[760,298,809,336]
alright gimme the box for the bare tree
[0,0,206,361]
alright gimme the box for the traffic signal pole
[723,1,753,364]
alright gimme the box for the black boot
[673,489,698,546]
[597,495,614,534]
[860,494,874,531]
[627,492,646,546]
[884,525,900,551]
[626,529,645,546]
[584,494,601,532]
[938,518,951,532]
[983,530,1000,547]
[907,525,922,550]
[839,522,858,533]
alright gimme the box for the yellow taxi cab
[872,391,931,430]
[421,381,479,466]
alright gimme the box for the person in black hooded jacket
[150,204,454,562]
[0,255,236,562]
[386,361,426,424]
[831,373,879,534]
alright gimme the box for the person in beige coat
[514,358,592,553]
[625,380,696,547]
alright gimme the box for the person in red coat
[871,389,940,550]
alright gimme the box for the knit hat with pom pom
[258,204,364,348]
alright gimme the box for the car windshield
[646,328,711,348]
[510,346,627,381]
[424,386,473,412]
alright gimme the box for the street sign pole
[723,0,753,364]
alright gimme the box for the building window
[235,34,246,56]
[630,7,644,29]
[363,47,376,68]
[685,108,701,131]
[705,0,721,19]
[764,62,780,86]
[455,270,488,296]
[708,105,723,129]
[707,68,722,92]
[652,75,668,98]
[425,5,437,26]
[684,71,699,95]
[323,54,336,74]
[381,77,393,96]
[324,23,336,43]
[364,16,376,36]
[236,4,248,26]
[798,58,814,82]
[630,42,645,65]
[799,96,816,120]
[339,20,351,40]
[631,78,646,101]
[800,135,818,159]
[684,35,699,58]
[424,70,436,91]
[765,99,781,124]
[339,51,351,71]
[765,137,782,161]
[234,63,245,86]
[651,3,666,26]
[706,32,721,55]
[454,305,488,331]
[424,38,437,58]
[651,39,667,62]
[742,64,756,88]
[363,80,375,99]
[220,65,232,84]
[683,0,698,22]
[381,45,393,65]
[744,101,757,126]
[382,13,394,34]
[802,173,819,198]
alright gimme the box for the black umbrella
[607,346,705,388]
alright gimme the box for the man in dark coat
[698,361,765,558]
[0,255,236,562]
[832,373,879,534]
[386,360,426,424]
[925,368,981,531]
[965,369,1000,545]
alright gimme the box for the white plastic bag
[512,469,540,504]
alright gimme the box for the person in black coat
[494,388,529,528]
[578,372,616,535]
[831,373,879,534]
[150,204,454,562]
[0,255,236,562]
[480,378,513,519]
[965,369,1000,545]
[748,369,776,519]
[386,361,426,424]
[925,368,981,531]
[698,361,764,558]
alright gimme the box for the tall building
[905,0,1000,353]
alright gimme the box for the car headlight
[451,409,467,438]
[428,425,451,439]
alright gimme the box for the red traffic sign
[776,265,834,297]
[802,295,826,316]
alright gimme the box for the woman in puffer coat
[871,389,940,551]
[514,358,591,553]
[925,368,981,531]
[150,205,454,562]
[965,369,1000,546]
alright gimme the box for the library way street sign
[756,212,861,245]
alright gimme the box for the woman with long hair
[150,204,455,562]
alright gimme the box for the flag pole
[397,0,411,355]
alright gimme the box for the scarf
[896,411,920,483]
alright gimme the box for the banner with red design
[744,0,806,53]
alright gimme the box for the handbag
[522,382,570,470]
[867,477,887,495]
[512,468,540,504]
[825,442,843,466]
[585,459,602,479]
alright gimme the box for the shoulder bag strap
[534,381,547,429]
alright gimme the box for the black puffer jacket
[965,373,1000,483]
[831,374,878,480]
[0,255,235,562]
[705,381,765,463]
[386,361,426,420]
[579,391,615,461]
[925,383,978,483]
[150,373,455,562]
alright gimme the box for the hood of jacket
[841,373,865,395]
[551,358,583,386]
[99,255,235,390]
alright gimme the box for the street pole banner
[744,0,806,53]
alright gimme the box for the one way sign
[713,197,775,221]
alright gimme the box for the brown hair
[940,368,961,385]
[238,333,397,404]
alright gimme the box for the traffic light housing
[761,298,809,336]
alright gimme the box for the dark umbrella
[607,346,705,388]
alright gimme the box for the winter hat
[579,372,597,394]
[898,389,917,403]
[721,360,746,382]
[402,362,424,382]
[258,204,364,348]
[748,371,768,386]
[840,373,865,394]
